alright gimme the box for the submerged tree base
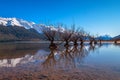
[49,43,57,49]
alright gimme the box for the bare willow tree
[99,37,102,44]
[94,34,98,44]
[71,32,79,45]
[41,25,57,48]
[88,34,95,45]
[88,34,99,45]
[59,25,74,46]
[70,26,80,45]
[79,28,87,45]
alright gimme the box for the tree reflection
[42,46,58,69]
[114,43,120,47]
[88,44,96,52]
[42,44,89,70]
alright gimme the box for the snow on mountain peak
[0,17,65,33]
[0,17,21,26]
[0,17,35,29]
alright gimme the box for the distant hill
[97,35,112,40]
[0,25,43,41]
[112,35,120,41]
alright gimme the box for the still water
[0,42,120,73]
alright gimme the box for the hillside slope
[0,25,42,41]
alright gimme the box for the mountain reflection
[0,43,48,67]
[0,43,115,68]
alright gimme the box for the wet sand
[0,65,120,80]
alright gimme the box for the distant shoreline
[0,40,120,44]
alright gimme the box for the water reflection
[42,45,89,70]
[0,42,120,71]
[0,43,49,67]
[0,43,91,68]
[0,43,49,59]
[114,43,120,47]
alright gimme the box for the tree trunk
[49,40,57,49]
[89,40,93,45]
[94,40,97,44]
[64,41,69,46]
[74,41,78,45]
[80,40,83,45]
[114,40,117,44]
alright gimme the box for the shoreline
[0,40,120,43]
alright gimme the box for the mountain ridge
[112,35,120,40]
[0,17,35,29]
[0,17,64,33]
[97,35,112,40]
[0,17,64,41]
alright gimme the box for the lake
[0,41,120,80]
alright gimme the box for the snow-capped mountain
[97,35,112,40]
[0,17,65,41]
[0,17,65,33]
[0,17,43,41]
[0,17,44,33]
[0,17,35,29]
